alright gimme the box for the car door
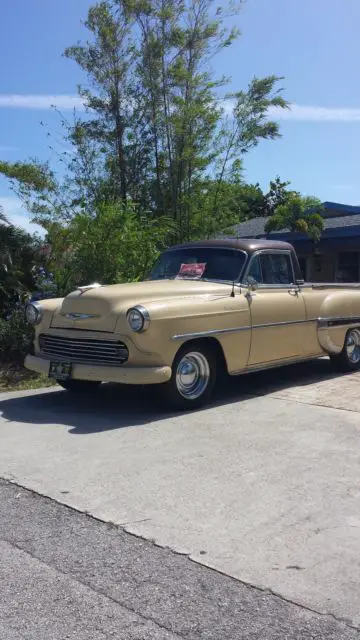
[244,250,307,366]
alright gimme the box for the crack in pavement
[1,477,359,639]
[1,536,186,640]
[269,394,360,414]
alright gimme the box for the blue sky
[0,0,360,234]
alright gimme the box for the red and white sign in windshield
[176,263,206,279]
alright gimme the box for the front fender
[128,294,251,373]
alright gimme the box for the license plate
[49,361,72,381]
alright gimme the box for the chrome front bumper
[24,355,172,385]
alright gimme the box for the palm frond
[0,204,9,226]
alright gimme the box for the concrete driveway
[1,359,360,627]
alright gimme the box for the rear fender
[318,291,360,354]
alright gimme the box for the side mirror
[246,276,258,291]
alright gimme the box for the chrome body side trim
[317,316,360,354]
[173,315,360,342]
[172,326,251,341]
[172,315,360,353]
[172,318,317,341]
[318,316,360,329]
[253,318,316,330]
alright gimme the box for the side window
[259,253,294,285]
[246,255,263,284]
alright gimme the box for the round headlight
[25,302,43,325]
[127,306,150,333]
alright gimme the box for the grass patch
[0,358,56,393]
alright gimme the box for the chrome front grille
[39,334,129,366]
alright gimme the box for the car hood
[50,279,228,332]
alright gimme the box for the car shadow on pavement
[0,357,352,435]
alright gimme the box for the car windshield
[149,247,246,283]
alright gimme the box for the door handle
[288,288,298,296]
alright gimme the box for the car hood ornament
[76,282,102,293]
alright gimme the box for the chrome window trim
[241,249,297,289]
[244,283,300,291]
[313,283,360,290]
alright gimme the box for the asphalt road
[1,359,360,637]
[1,478,359,640]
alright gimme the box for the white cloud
[1,93,360,123]
[0,94,84,111]
[0,196,25,216]
[2,94,360,122]
[269,104,360,122]
[222,99,360,123]
[0,196,44,236]
[10,214,45,236]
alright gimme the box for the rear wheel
[57,379,101,393]
[161,342,217,410]
[330,328,360,372]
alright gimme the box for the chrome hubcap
[346,329,360,364]
[176,351,211,400]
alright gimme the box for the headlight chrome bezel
[127,305,150,333]
[25,302,43,325]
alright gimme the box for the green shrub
[0,307,34,360]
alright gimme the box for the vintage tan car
[24,239,360,409]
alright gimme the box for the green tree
[189,179,268,239]
[47,202,173,294]
[0,204,8,225]
[212,79,288,219]
[265,194,324,242]
[0,160,61,226]
[62,0,288,239]
[64,2,136,204]
[0,0,290,269]
[0,208,42,314]
[263,176,293,215]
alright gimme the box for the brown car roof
[169,238,294,254]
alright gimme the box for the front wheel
[330,328,360,372]
[161,343,217,410]
[57,379,101,393]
